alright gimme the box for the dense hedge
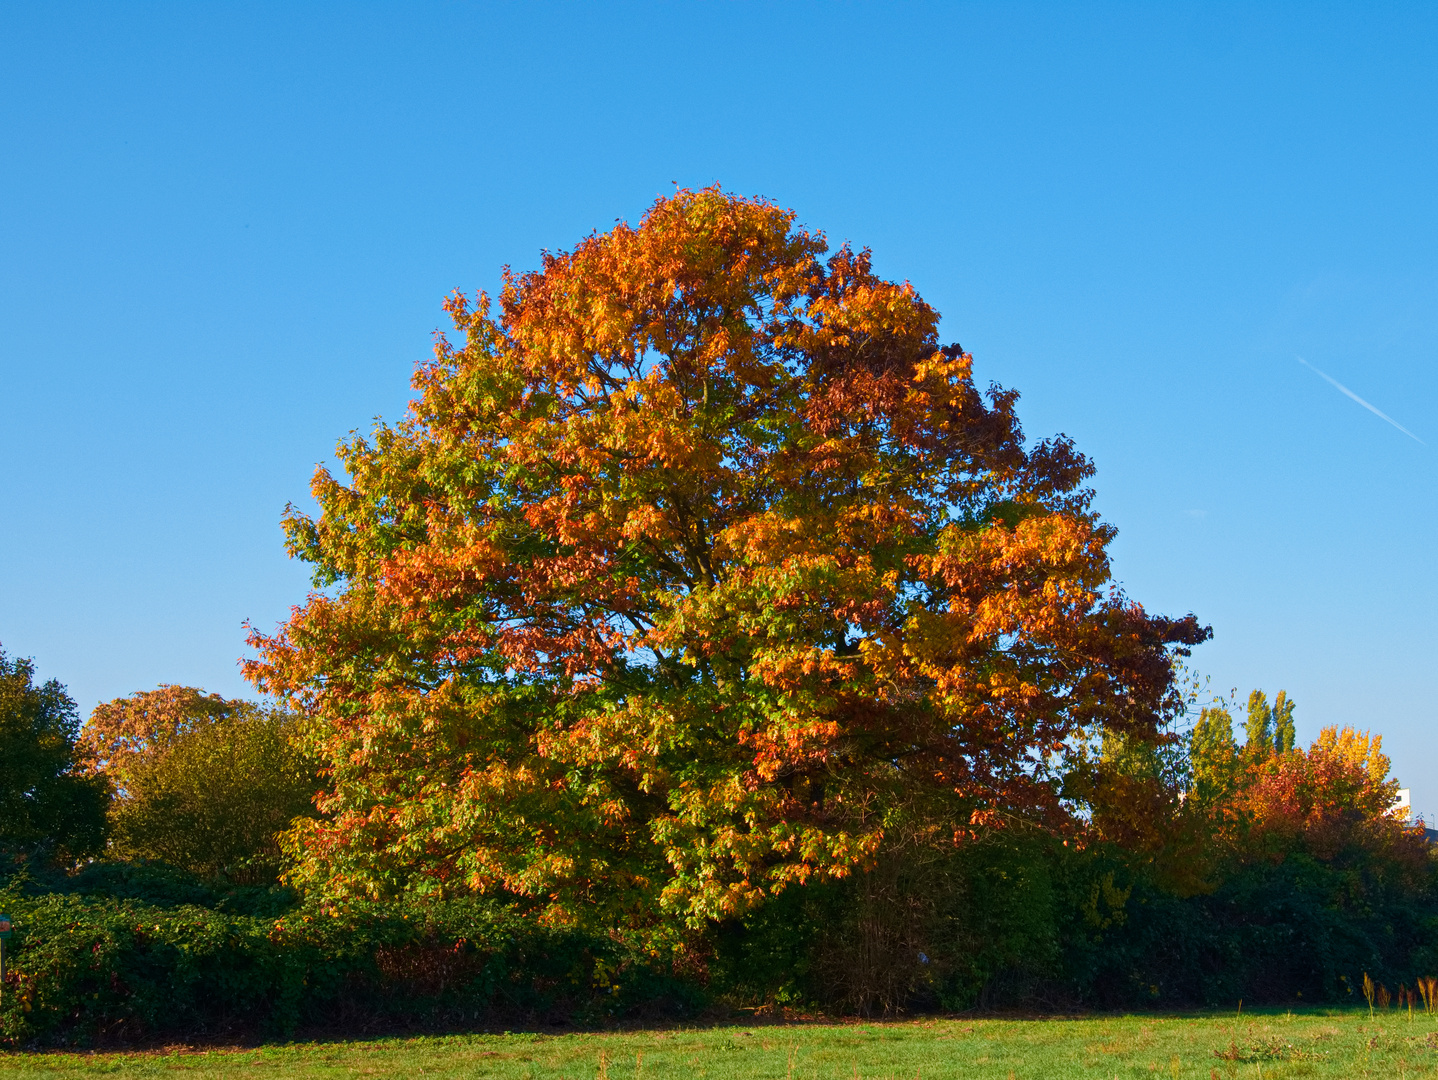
[3,832,1434,1044]
[0,870,697,1047]
[711,834,1438,1014]
[1067,850,1438,1008]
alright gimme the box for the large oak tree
[246,188,1207,933]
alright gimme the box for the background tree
[78,685,237,791]
[0,646,107,865]
[1244,690,1273,753]
[1189,705,1238,804]
[1272,690,1296,754]
[246,187,1208,933]
[85,688,317,885]
[1185,689,1410,868]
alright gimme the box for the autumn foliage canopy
[245,188,1208,933]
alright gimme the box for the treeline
[1,644,1432,1044]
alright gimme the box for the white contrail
[1296,355,1424,445]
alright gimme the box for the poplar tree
[1272,690,1296,754]
[1245,690,1273,753]
[1190,705,1238,802]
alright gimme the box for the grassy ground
[2,1008,1436,1078]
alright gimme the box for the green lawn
[2,1008,1435,1078]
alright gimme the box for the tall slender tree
[1245,690,1273,753]
[1190,705,1238,803]
[1272,690,1296,754]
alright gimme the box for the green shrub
[1053,845,1438,1008]
[2,831,1431,1045]
[60,859,300,917]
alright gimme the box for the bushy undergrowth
[0,867,698,1047]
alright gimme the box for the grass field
[2,1008,1435,1078]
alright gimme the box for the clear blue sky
[3,4,1435,811]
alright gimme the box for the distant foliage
[77,685,236,788]
[84,688,319,885]
[1187,690,1411,858]
[0,646,107,866]
[108,709,318,884]
[1236,724,1411,862]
